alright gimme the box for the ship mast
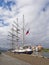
[22,15,25,46]
[8,15,25,49]
[11,25,14,49]
[16,18,19,48]
[8,18,20,49]
[8,24,15,50]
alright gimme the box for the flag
[26,30,29,35]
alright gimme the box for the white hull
[12,47,33,54]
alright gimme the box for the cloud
[0,0,49,48]
[0,19,9,27]
[0,0,16,11]
[16,0,49,48]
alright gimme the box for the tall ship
[8,15,33,54]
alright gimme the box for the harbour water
[33,52,49,58]
[41,52,49,58]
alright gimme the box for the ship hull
[14,51,33,54]
[12,46,33,54]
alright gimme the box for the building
[32,45,43,52]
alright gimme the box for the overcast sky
[0,0,49,48]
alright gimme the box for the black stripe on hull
[14,51,33,54]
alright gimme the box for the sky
[0,0,49,48]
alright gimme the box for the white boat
[10,15,33,54]
[12,46,33,54]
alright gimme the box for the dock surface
[0,53,31,65]
[5,52,49,65]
